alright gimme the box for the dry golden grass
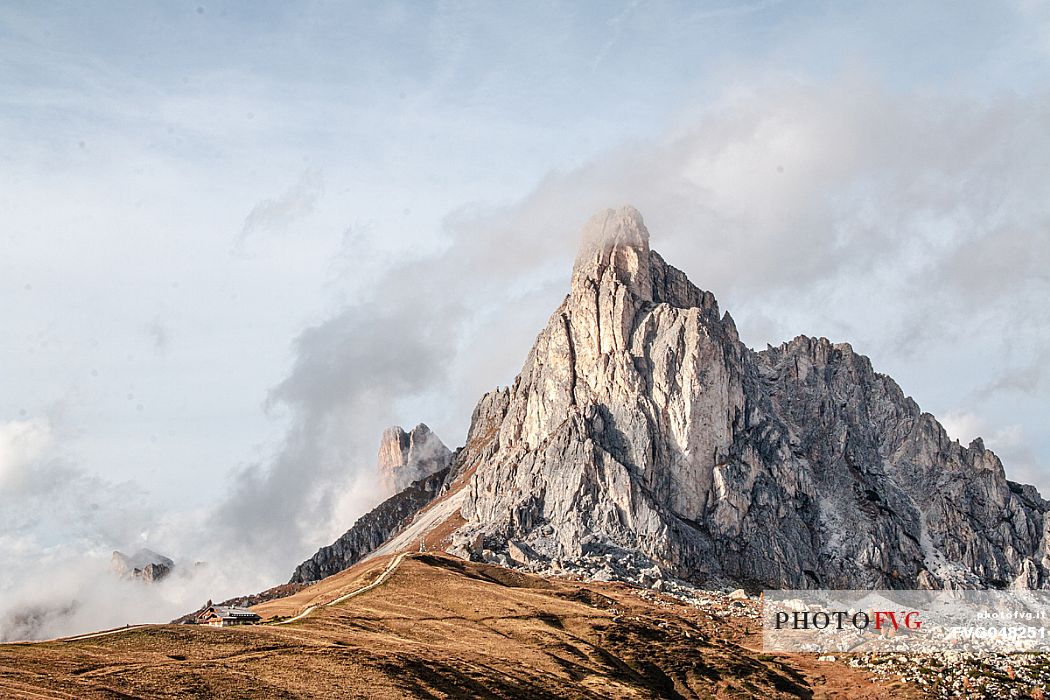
[0,554,919,699]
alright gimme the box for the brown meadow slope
[0,553,915,699]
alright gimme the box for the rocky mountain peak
[111,549,174,584]
[572,206,653,301]
[377,423,451,496]
[436,206,1050,591]
[292,205,1050,593]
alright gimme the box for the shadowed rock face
[289,469,449,583]
[444,206,1050,590]
[287,425,450,584]
[378,424,451,497]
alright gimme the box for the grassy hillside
[0,553,915,699]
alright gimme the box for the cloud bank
[0,413,277,640]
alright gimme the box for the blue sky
[1,1,1049,637]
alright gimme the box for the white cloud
[938,410,1042,490]
[233,168,325,255]
[940,411,986,446]
[0,418,53,489]
[0,417,268,640]
[0,419,285,640]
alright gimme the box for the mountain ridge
[294,206,1050,591]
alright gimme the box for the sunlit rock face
[377,424,451,497]
[447,206,1050,590]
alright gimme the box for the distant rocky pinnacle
[111,549,174,584]
[378,423,451,496]
[289,424,450,583]
[295,206,1050,591]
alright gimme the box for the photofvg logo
[763,590,1050,654]
[774,608,922,633]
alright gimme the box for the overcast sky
[1,1,1049,638]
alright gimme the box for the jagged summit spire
[573,206,652,300]
[575,206,649,257]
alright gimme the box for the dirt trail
[275,551,407,625]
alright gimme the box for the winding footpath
[276,552,408,625]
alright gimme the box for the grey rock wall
[447,206,1050,590]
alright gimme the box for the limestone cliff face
[446,206,1050,590]
[378,424,451,497]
